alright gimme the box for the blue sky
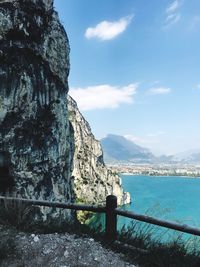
[54,0,200,155]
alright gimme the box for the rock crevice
[0,0,74,222]
[0,0,130,224]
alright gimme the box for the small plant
[0,226,17,261]
[0,193,31,228]
[116,220,200,267]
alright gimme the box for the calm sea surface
[90,175,200,245]
[92,175,200,238]
[119,175,200,228]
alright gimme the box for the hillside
[68,97,130,206]
[173,149,200,163]
[0,0,130,226]
[101,134,156,164]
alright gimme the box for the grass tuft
[115,220,200,267]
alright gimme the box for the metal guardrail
[116,209,200,236]
[0,196,106,213]
[0,195,200,240]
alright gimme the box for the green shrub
[116,220,200,267]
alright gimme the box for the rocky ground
[0,228,137,267]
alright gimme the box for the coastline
[108,164,200,179]
[120,172,200,178]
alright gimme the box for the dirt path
[1,231,137,267]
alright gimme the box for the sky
[54,0,200,155]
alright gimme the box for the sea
[92,175,200,242]
[120,174,200,226]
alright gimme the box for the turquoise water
[119,175,200,229]
[91,175,200,242]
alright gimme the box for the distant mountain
[100,134,156,164]
[100,134,200,165]
[173,149,200,163]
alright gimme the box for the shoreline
[119,173,200,178]
[109,165,200,179]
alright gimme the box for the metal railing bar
[0,196,106,213]
[115,209,200,236]
[1,195,200,237]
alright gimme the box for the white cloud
[125,132,165,144]
[164,0,181,28]
[124,134,155,145]
[125,132,167,155]
[85,15,133,41]
[166,13,181,24]
[196,84,200,89]
[166,0,180,14]
[147,87,171,95]
[70,83,138,111]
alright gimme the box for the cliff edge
[68,95,131,206]
[0,0,74,223]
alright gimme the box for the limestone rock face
[0,0,74,222]
[68,96,131,206]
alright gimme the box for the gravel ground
[1,231,137,267]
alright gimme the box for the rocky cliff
[0,0,130,225]
[0,0,74,223]
[68,96,130,206]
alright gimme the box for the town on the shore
[109,164,200,177]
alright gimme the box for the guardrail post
[105,195,117,241]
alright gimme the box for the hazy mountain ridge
[173,149,200,163]
[101,134,156,164]
[101,134,200,164]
